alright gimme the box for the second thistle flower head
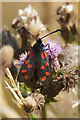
[15,51,27,69]
[46,39,64,59]
[46,39,64,70]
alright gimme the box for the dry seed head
[57,2,75,28]
[23,90,45,113]
[23,96,37,113]
[58,44,78,67]
[30,90,45,112]
[12,5,46,37]
[0,45,14,74]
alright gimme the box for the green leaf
[19,83,32,96]
[45,97,58,104]
[30,113,38,120]
[69,30,74,43]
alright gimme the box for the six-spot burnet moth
[17,27,62,97]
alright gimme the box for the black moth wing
[17,47,36,87]
[37,47,52,86]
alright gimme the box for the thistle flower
[15,51,27,69]
[46,39,64,58]
[46,39,64,70]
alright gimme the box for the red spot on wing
[30,51,34,58]
[28,49,32,55]
[45,72,50,76]
[40,66,45,69]
[42,52,46,59]
[45,62,49,66]
[24,74,29,79]
[45,50,47,57]
[28,64,32,68]
[21,70,26,74]
[42,76,46,81]
[28,49,34,58]
[42,50,47,59]
[25,60,28,65]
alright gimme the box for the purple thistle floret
[46,39,64,70]
[15,51,27,69]
[46,39,64,59]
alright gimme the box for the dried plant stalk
[5,68,24,103]
[4,80,22,105]
[5,68,31,118]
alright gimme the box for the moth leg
[44,43,50,50]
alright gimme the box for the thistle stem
[42,104,47,119]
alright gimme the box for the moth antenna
[18,27,38,41]
[40,29,63,40]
